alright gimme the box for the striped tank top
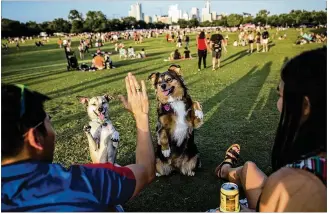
[286,156,327,185]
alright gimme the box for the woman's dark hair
[272,47,326,171]
[199,31,205,39]
[1,84,50,158]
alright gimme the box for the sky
[1,0,327,23]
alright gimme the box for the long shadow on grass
[3,68,67,84]
[125,62,273,212]
[48,63,166,99]
[221,50,249,68]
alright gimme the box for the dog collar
[162,104,172,112]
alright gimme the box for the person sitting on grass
[137,48,146,59]
[214,47,326,212]
[119,47,127,60]
[183,47,192,59]
[128,46,136,58]
[169,49,182,61]
[104,52,115,69]
[92,52,105,70]
[1,72,155,212]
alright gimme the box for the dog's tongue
[162,90,170,96]
[99,114,105,121]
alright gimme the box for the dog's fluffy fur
[78,94,120,164]
[148,65,204,176]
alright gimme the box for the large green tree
[84,11,107,32]
[49,18,71,33]
[226,14,243,26]
[188,18,199,27]
[177,19,188,28]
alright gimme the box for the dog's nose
[161,84,167,90]
[98,107,103,112]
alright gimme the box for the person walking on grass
[1,72,155,212]
[196,31,209,72]
[210,28,227,71]
[262,30,270,52]
[185,35,190,48]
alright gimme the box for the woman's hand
[119,72,149,120]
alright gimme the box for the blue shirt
[1,160,136,212]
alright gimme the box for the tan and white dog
[148,65,204,176]
[78,94,120,164]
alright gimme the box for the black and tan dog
[148,65,204,176]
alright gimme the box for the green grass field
[1,29,325,211]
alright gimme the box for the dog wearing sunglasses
[77,94,120,164]
[148,65,204,176]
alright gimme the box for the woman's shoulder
[259,167,326,212]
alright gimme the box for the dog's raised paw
[195,110,204,120]
[113,141,119,148]
[156,172,162,177]
[162,148,171,157]
[111,131,120,142]
[83,125,91,133]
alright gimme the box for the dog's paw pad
[156,172,162,177]
[111,131,120,142]
[187,171,195,176]
[83,125,91,132]
[195,110,204,120]
[162,148,171,157]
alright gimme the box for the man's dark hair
[1,84,50,158]
[272,47,326,171]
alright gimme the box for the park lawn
[1,29,325,212]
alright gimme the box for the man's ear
[168,64,181,75]
[76,96,89,106]
[25,128,44,151]
[103,94,114,102]
[302,96,311,118]
[148,72,159,87]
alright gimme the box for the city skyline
[2,0,327,23]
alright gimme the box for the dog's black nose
[98,107,103,112]
[161,84,167,90]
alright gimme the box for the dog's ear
[148,72,159,87]
[168,64,181,75]
[77,96,89,106]
[103,94,114,102]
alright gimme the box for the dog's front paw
[187,171,195,176]
[83,125,91,133]
[111,131,120,142]
[156,172,162,177]
[162,148,171,157]
[195,110,204,120]
[113,141,119,148]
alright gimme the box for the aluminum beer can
[220,182,240,212]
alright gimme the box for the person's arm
[196,35,199,47]
[118,73,155,198]
[259,167,326,212]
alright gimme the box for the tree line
[2,9,327,37]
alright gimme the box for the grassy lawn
[1,29,324,212]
